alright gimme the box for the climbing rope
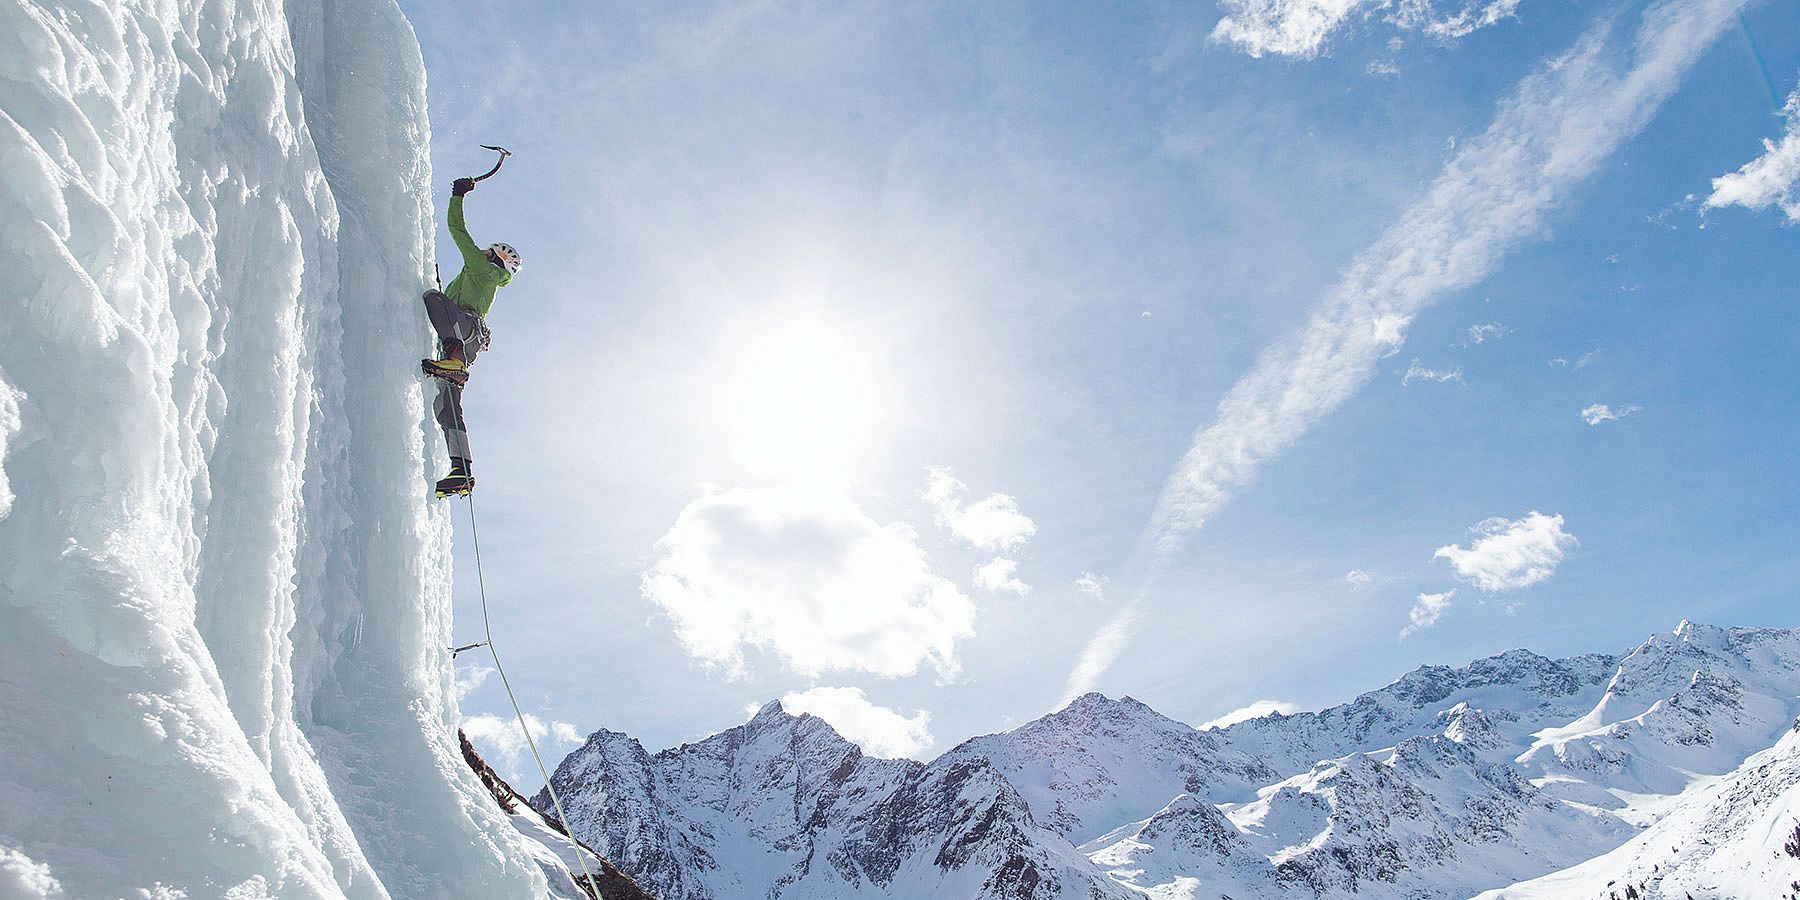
[447,383,605,899]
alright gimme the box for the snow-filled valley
[544,623,1800,899]
[0,1,605,897]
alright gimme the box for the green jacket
[443,195,511,317]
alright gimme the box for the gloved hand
[452,177,476,197]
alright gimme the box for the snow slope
[1478,721,1800,899]
[0,2,570,896]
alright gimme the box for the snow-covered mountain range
[542,622,1800,899]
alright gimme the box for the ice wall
[0,1,551,896]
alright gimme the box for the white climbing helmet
[487,242,521,275]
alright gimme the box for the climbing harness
[438,144,605,899]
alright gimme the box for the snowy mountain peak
[1651,618,1731,653]
[1670,618,1727,643]
[1030,691,1195,737]
[716,698,858,757]
[1438,702,1510,749]
[1055,690,1145,718]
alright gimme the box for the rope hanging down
[460,486,608,900]
[441,143,604,898]
[461,486,605,899]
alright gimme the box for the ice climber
[421,176,520,497]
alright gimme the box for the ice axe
[470,144,511,182]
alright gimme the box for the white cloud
[1074,572,1110,602]
[924,467,1037,553]
[1411,0,1521,40]
[1400,590,1456,638]
[1200,699,1302,729]
[1402,358,1464,385]
[642,486,974,680]
[1345,568,1373,586]
[1580,402,1639,425]
[1705,80,1800,221]
[0,847,61,898]
[973,557,1031,595]
[1211,0,1368,59]
[453,663,495,701]
[463,712,585,786]
[1467,321,1509,343]
[1434,511,1576,592]
[1078,0,1745,695]
[1211,0,1521,60]
[780,686,935,759]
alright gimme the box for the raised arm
[447,193,489,270]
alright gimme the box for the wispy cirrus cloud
[1549,348,1601,369]
[1402,358,1465,385]
[1065,601,1146,701]
[1148,0,1741,559]
[1705,78,1800,221]
[1211,0,1522,60]
[1067,0,1747,700]
[1580,402,1639,425]
[1074,572,1110,602]
[1434,511,1576,592]
[1467,322,1510,344]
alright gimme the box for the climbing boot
[435,459,474,498]
[421,356,470,386]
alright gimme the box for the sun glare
[718,319,882,483]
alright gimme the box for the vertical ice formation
[0,1,551,897]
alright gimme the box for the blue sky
[397,0,1800,784]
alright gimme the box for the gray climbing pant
[423,290,486,463]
